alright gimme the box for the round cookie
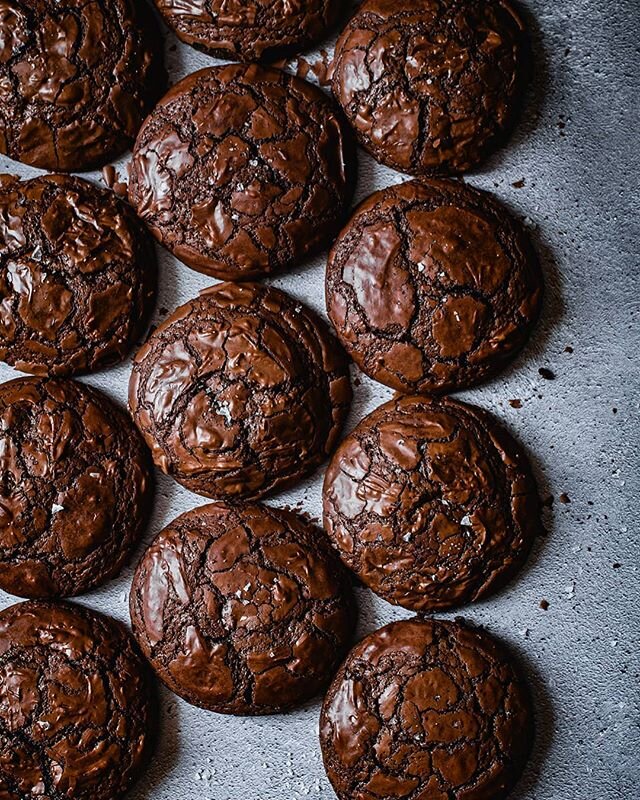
[155,0,342,63]
[0,0,163,171]
[0,600,154,800]
[130,502,354,714]
[323,395,541,612]
[331,0,530,176]
[326,179,542,394]
[129,282,351,501]
[320,617,533,800]
[0,377,153,599]
[0,174,156,377]
[128,64,356,281]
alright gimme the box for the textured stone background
[0,0,638,798]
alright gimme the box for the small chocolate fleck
[539,599,549,610]
[509,398,523,408]
[559,493,571,504]
[613,563,622,569]
[538,367,555,380]
[564,345,574,353]
[512,178,525,189]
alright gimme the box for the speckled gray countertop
[0,0,638,798]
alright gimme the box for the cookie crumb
[512,178,525,188]
[539,599,549,610]
[508,398,522,408]
[559,493,571,504]
[564,345,574,353]
[538,367,555,380]
[613,563,622,569]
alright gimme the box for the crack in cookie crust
[323,395,541,612]
[320,618,533,800]
[0,0,163,171]
[331,0,530,176]
[128,63,356,281]
[129,282,352,501]
[0,377,153,598]
[326,178,542,394]
[0,600,154,800]
[0,173,156,377]
[130,502,355,715]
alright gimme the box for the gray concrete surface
[0,0,638,797]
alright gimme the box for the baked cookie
[129,282,351,500]
[0,600,154,800]
[0,174,156,377]
[155,0,342,62]
[130,502,354,714]
[332,0,530,176]
[128,64,356,280]
[323,395,541,612]
[320,617,533,800]
[0,0,163,171]
[326,179,542,393]
[0,377,153,599]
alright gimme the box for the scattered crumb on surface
[538,367,556,380]
[564,345,574,353]
[613,563,622,569]
[509,398,522,408]
[540,599,550,610]
[512,178,525,188]
[559,493,571,504]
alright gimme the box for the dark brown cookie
[332,0,530,176]
[320,617,533,800]
[323,395,541,612]
[129,282,351,501]
[0,377,153,599]
[0,0,163,172]
[155,0,342,63]
[128,64,356,281]
[0,174,156,377]
[130,502,354,715]
[326,179,542,394]
[0,600,154,800]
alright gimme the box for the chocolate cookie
[0,377,153,599]
[0,174,156,377]
[326,179,542,394]
[320,617,532,800]
[129,282,351,500]
[128,64,356,281]
[130,502,354,714]
[155,0,342,63]
[332,0,530,176]
[323,395,541,612]
[0,600,153,800]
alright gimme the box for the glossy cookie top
[129,282,351,501]
[332,0,529,176]
[0,174,156,377]
[320,617,533,800]
[323,395,541,612]
[130,502,355,714]
[155,0,342,62]
[0,600,154,800]
[0,0,163,171]
[128,64,356,281]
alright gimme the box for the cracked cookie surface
[323,395,540,612]
[129,282,352,500]
[0,600,154,800]
[320,617,532,800]
[0,0,162,171]
[332,0,530,176]
[130,502,355,714]
[155,0,342,63]
[326,179,542,394]
[128,64,356,280]
[0,377,153,598]
[0,173,156,377]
